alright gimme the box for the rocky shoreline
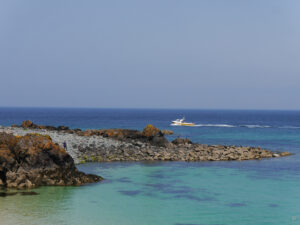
[0,121,292,165]
[0,131,103,189]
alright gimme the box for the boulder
[280,152,291,157]
[142,125,169,147]
[97,129,143,140]
[21,120,34,128]
[0,132,102,189]
[151,135,169,147]
[57,126,69,131]
[161,130,174,135]
[142,125,160,137]
[172,138,193,145]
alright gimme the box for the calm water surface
[0,108,300,225]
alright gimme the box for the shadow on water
[268,203,279,208]
[175,223,204,225]
[118,181,216,202]
[0,187,39,197]
[226,202,247,207]
[0,192,19,197]
[114,177,132,183]
[173,194,216,202]
[118,190,141,196]
[175,223,225,225]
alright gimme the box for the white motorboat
[171,117,195,126]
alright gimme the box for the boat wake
[240,125,272,128]
[170,117,300,129]
[193,124,235,128]
[179,124,300,129]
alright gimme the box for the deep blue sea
[1,108,300,225]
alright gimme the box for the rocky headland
[0,121,291,166]
[0,131,102,189]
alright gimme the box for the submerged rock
[0,191,39,197]
[0,132,102,189]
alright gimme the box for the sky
[0,0,300,109]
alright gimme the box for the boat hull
[171,123,195,126]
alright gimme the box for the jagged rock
[142,125,160,137]
[172,138,193,145]
[22,120,34,128]
[57,126,69,131]
[142,125,169,147]
[0,132,102,189]
[161,130,174,135]
[280,152,291,157]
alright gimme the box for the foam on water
[188,124,300,129]
[193,124,236,127]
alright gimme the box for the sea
[0,108,300,225]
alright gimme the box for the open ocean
[1,108,300,225]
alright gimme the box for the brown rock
[22,120,34,128]
[161,130,174,135]
[280,152,291,157]
[0,132,102,189]
[142,125,160,137]
[172,138,193,145]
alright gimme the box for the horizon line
[0,106,300,111]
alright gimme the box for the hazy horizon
[1,0,300,110]
[1,106,300,112]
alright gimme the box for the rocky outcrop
[1,121,292,164]
[0,132,102,189]
[172,137,193,145]
[16,120,169,147]
[13,120,74,132]
[161,130,174,135]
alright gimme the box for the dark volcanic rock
[0,132,102,189]
[172,138,193,145]
[57,126,69,131]
[142,125,169,147]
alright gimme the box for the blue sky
[0,0,299,109]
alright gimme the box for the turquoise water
[1,161,300,225]
[1,108,300,224]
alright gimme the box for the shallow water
[0,108,300,224]
[1,161,300,225]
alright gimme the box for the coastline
[0,121,291,164]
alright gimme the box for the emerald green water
[1,160,300,225]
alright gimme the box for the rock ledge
[0,132,102,189]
